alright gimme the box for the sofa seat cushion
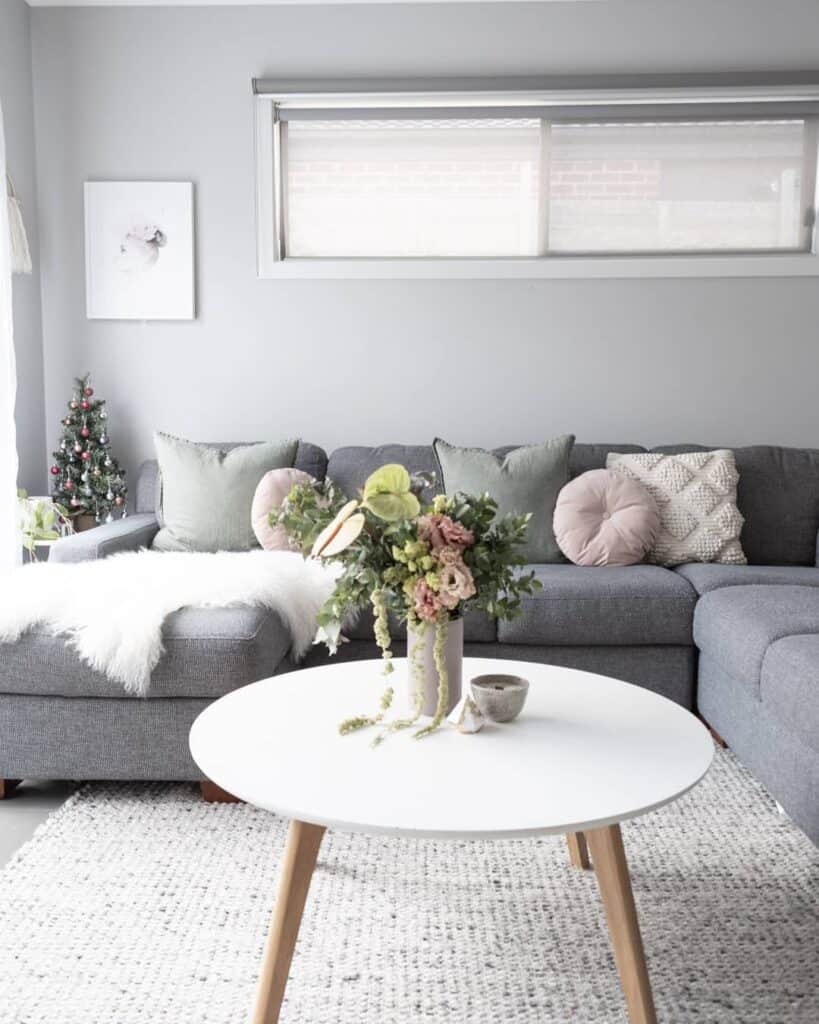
[761,635,819,753]
[694,585,819,689]
[676,563,819,596]
[497,565,696,646]
[0,606,291,700]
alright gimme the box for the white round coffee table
[190,657,713,1024]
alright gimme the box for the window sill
[258,253,819,280]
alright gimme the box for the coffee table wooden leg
[251,819,326,1024]
[200,779,242,803]
[586,824,657,1024]
[566,831,591,870]
[0,779,21,800]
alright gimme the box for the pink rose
[414,578,443,622]
[418,514,474,552]
[438,516,474,551]
[437,560,476,610]
[436,546,463,566]
[417,514,446,551]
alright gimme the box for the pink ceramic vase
[406,616,464,717]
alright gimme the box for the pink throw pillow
[553,469,660,567]
[251,468,314,551]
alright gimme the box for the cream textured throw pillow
[606,450,746,567]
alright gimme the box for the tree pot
[73,514,98,533]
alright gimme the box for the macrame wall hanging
[6,172,32,275]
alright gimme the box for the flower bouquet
[277,464,541,743]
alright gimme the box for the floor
[2,753,816,1024]
[0,780,76,866]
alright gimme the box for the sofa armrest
[49,513,159,563]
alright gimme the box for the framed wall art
[85,181,194,320]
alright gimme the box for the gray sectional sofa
[2,440,818,846]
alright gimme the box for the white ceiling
[27,0,591,6]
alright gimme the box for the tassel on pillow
[6,173,32,275]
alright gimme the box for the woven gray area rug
[0,748,817,1024]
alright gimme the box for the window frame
[254,76,819,279]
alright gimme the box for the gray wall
[1,0,45,493]
[30,1,819,487]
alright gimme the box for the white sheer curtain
[0,99,20,570]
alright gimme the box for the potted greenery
[18,490,72,562]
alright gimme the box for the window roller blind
[277,103,819,122]
[254,75,819,123]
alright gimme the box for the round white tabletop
[190,657,713,840]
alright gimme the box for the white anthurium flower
[311,500,365,559]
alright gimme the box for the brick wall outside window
[550,159,661,201]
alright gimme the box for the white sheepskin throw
[0,550,339,696]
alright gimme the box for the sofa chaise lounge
[2,440,818,846]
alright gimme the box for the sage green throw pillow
[152,433,298,552]
[433,436,575,563]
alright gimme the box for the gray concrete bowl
[470,674,530,723]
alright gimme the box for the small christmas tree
[50,374,127,525]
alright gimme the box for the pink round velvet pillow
[252,468,314,551]
[553,468,659,567]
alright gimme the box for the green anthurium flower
[362,463,421,522]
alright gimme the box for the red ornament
[70,497,80,507]
[64,480,74,490]
[80,427,90,438]
[114,496,124,506]
[80,400,90,411]
[84,387,94,397]
[50,465,60,475]
[81,451,91,461]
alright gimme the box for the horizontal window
[285,119,543,258]
[548,120,806,253]
[254,78,819,273]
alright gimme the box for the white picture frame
[84,181,195,320]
